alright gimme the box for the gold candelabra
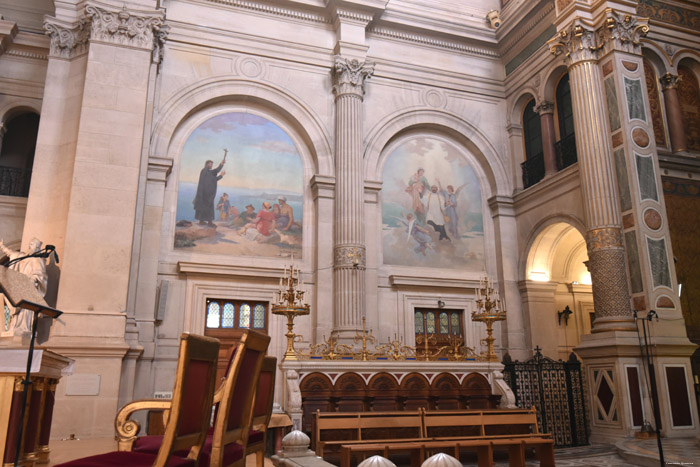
[472,274,507,362]
[271,263,310,361]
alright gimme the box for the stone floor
[45,437,699,466]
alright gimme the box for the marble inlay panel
[625,231,644,294]
[647,237,672,288]
[625,77,647,122]
[605,77,621,132]
[614,148,632,211]
[635,153,659,202]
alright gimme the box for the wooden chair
[54,333,220,467]
[246,356,278,467]
[123,330,270,467]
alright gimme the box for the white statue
[1,238,48,335]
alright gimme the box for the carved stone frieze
[152,23,170,64]
[332,56,375,98]
[659,72,681,90]
[586,227,624,251]
[44,18,91,59]
[598,10,649,55]
[86,4,165,51]
[334,245,366,269]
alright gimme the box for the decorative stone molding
[659,72,681,90]
[598,10,649,55]
[335,8,374,24]
[586,227,623,251]
[206,0,329,24]
[0,19,18,56]
[535,101,555,115]
[152,23,170,64]
[86,4,165,51]
[332,56,375,98]
[147,157,173,183]
[334,245,366,269]
[370,26,498,58]
[44,18,91,59]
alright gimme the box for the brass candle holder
[472,274,507,362]
[271,263,310,361]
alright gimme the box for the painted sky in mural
[382,136,484,269]
[175,112,303,258]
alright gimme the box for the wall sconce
[558,305,573,326]
[437,300,445,308]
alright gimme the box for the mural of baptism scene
[381,136,485,269]
[174,112,304,257]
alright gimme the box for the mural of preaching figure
[193,154,226,226]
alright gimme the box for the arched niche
[299,372,333,432]
[525,222,588,284]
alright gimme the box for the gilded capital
[659,72,681,90]
[86,4,165,51]
[548,21,600,66]
[334,245,366,269]
[332,56,375,98]
[586,227,623,251]
[44,17,91,59]
[598,10,649,55]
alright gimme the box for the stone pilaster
[549,18,635,333]
[535,101,558,177]
[659,73,687,153]
[331,56,374,331]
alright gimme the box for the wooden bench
[314,410,424,458]
[331,407,554,467]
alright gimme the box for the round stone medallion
[643,208,662,230]
[240,58,263,78]
[632,127,650,148]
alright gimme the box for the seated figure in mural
[0,238,48,335]
[216,193,231,221]
[437,179,466,239]
[239,201,276,241]
[425,185,450,241]
[406,168,430,224]
[193,157,226,227]
[397,213,433,256]
[277,196,301,231]
[231,204,256,228]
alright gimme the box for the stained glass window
[426,312,435,334]
[451,313,460,334]
[222,303,235,328]
[415,311,424,333]
[439,312,448,333]
[253,304,265,329]
[239,303,251,328]
[206,302,220,328]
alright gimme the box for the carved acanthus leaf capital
[332,56,375,98]
[548,21,601,66]
[598,10,649,55]
[44,18,91,59]
[659,72,681,90]
[534,101,555,115]
[86,4,165,51]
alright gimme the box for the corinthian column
[549,22,634,332]
[659,73,687,153]
[331,56,374,331]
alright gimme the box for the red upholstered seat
[247,430,264,445]
[54,451,194,467]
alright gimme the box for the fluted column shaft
[660,73,687,153]
[536,102,558,176]
[331,57,374,330]
[550,23,635,332]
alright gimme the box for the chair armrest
[115,399,172,451]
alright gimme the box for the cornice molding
[368,26,499,58]
[335,8,374,24]
[43,17,91,59]
[85,3,165,51]
[206,0,329,24]
[500,1,555,55]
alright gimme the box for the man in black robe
[193,158,226,226]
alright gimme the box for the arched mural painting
[381,136,485,269]
[174,112,303,257]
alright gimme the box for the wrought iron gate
[502,347,588,447]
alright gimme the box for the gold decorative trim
[586,228,624,250]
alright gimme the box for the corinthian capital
[598,10,649,55]
[44,17,91,59]
[659,72,681,90]
[86,3,165,51]
[548,20,601,66]
[332,56,375,98]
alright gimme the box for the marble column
[659,73,687,153]
[536,101,558,176]
[549,22,634,333]
[331,56,374,331]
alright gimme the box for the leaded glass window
[206,302,220,328]
[426,312,436,334]
[415,311,424,333]
[222,303,235,328]
[439,312,448,334]
[253,304,265,329]
[451,313,460,334]
[239,303,251,328]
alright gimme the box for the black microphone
[46,245,59,263]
